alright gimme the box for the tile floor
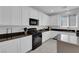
[30,39,57,53]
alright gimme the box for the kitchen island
[54,34,79,53]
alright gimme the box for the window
[60,15,77,27]
[60,16,68,27]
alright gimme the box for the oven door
[32,32,42,50]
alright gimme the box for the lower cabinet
[42,31,58,43]
[49,31,76,39]
[59,31,76,36]
[49,31,59,39]
[42,31,51,43]
[0,31,76,53]
[0,39,19,53]
[42,31,76,43]
[0,35,32,53]
[20,35,32,53]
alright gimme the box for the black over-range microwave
[29,18,39,25]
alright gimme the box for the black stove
[27,28,42,50]
[27,28,38,34]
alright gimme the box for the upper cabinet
[11,7,22,25]
[0,7,22,26]
[29,7,39,19]
[0,7,12,25]
[0,6,50,26]
[38,11,49,26]
[21,7,39,26]
[21,7,30,25]
[38,12,43,26]
[43,14,49,26]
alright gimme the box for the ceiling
[31,6,79,16]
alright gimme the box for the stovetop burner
[27,28,38,34]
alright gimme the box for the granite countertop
[0,32,32,42]
[51,28,76,32]
[38,29,49,32]
[0,29,49,42]
[54,34,79,46]
[0,27,78,42]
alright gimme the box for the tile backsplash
[0,26,24,34]
[0,28,8,34]
[0,25,79,34]
[0,25,48,34]
[12,27,24,33]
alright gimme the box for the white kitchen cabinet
[49,31,59,39]
[0,39,19,53]
[46,15,50,26]
[20,35,32,53]
[42,31,51,43]
[42,30,76,43]
[0,35,32,53]
[0,7,12,25]
[22,7,40,25]
[68,32,76,36]
[40,13,46,26]
[38,11,49,26]
[0,47,6,53]
[49,31,76,39]
[29,7,39,19]
[11,7,22,25]
[0,6,22,25]
[21,7,30,25]
[59,31,76,36]
[0,6,50,26]
[43,14,49,26]
[38,12,43,26]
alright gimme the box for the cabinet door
[0,39,19,53]
[39,11,49,26]
[60,31,76,36]
[40,13,45,26]
[42,31,50,43]
[11,7,22,25]
[0,47,5,53]
[29,7,38,19]
[38,12,43,26]
[21,7,30,25]
[50,31,59,38]
[67,32,76,36]
[0,6,22,25]
[0,7,12,25]
[42,32,47,43]
[45,15,50,26]
[20,35,32,53]
[5,39,18,53]
[42,14,49,26]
